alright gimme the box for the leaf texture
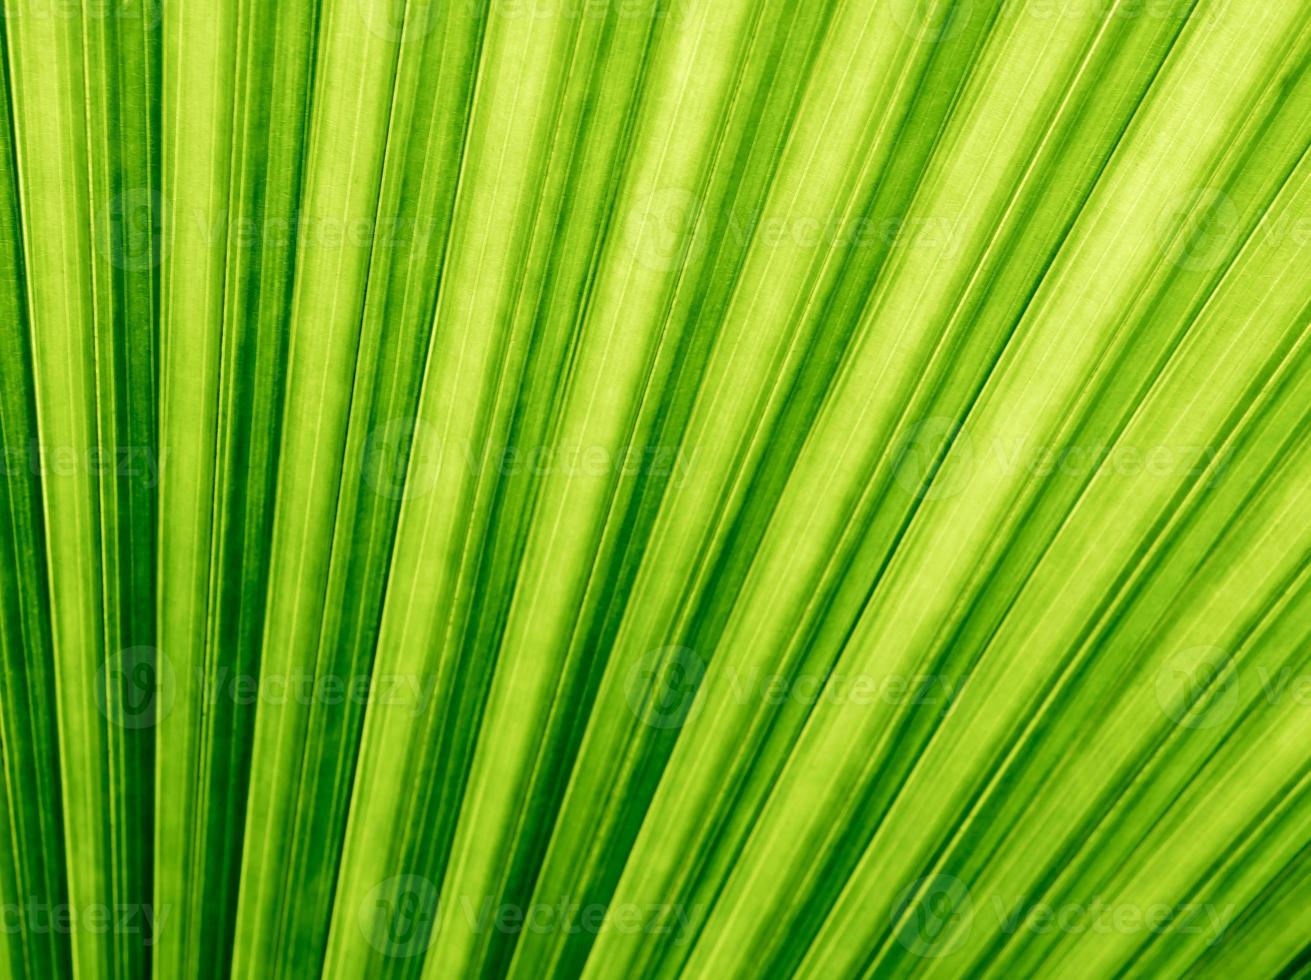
[0,1,1309,979]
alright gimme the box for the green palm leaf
[0,1,1308,978]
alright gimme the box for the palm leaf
[0,1,1308,979]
